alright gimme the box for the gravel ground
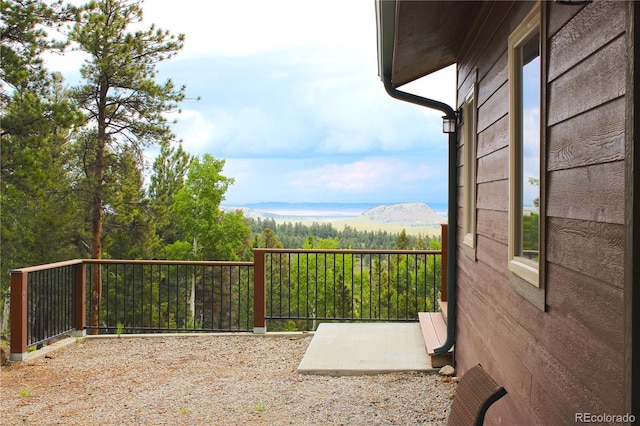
[1,334,456,425]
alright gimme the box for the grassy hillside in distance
[328,218,443,237]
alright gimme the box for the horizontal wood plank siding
[477,83,507,134]
[474,234,507,279]
[547,217,625,288]
[547,1,583,37]
[476,180,508,212]
[477,146,508,183]
[477,115,508,158]
[548,35,626,126]
[476,209,508,245]
[452,1,628,423]
[547,161,626,224]
[477,50,507,107]
[548,0,625,81]
[548,98,626,171]
[546,263,625,354]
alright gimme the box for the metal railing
[10,260,85,360]
[9,226,447,360]
[83,260,254,335]
[255,249,442,331]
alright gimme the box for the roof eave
[376,0,489,88]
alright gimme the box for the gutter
[382,75,457,357]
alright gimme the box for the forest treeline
[247,217,437,251]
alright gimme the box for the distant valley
[222,202,448,236]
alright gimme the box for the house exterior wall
[454,1,628,423]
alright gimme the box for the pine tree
[68,0,185,331]
[394,229,412,250]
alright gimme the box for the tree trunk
[88,151,104,334]
[89,79,108,335]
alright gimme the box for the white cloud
[217,156,449,204]
[292,157,444,193]
[141,0,375,58]
[169,109,216,153]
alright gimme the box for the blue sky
[49,0,456,206]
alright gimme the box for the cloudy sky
[52,0,457,206]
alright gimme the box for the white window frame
[462,83,477,260]
[508,3,541,288]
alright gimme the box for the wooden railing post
[73,262,86,337]
[253,249,267,334]
[10,270,28,361]
[440,223,448,302]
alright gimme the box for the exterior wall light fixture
[442,114,457,134]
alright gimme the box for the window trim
[462,83,478,260]
[508,3,541,288]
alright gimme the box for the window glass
[520,34,540,261]
[462,85,477,255]
[508,2,541,289]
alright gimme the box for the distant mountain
[357,203,447,225]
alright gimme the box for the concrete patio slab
[297,322,434,375]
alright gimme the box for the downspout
[382,75,457,357]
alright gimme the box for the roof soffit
[391,0,487,87]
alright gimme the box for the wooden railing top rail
[11,259,253,274]
[10,259,84,274]
[82,259,254,267]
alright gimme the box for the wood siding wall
[454,1,627,423]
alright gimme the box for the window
[462,83,477,260]
[508,3,541,288]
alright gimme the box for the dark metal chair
[447,364,507,426]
